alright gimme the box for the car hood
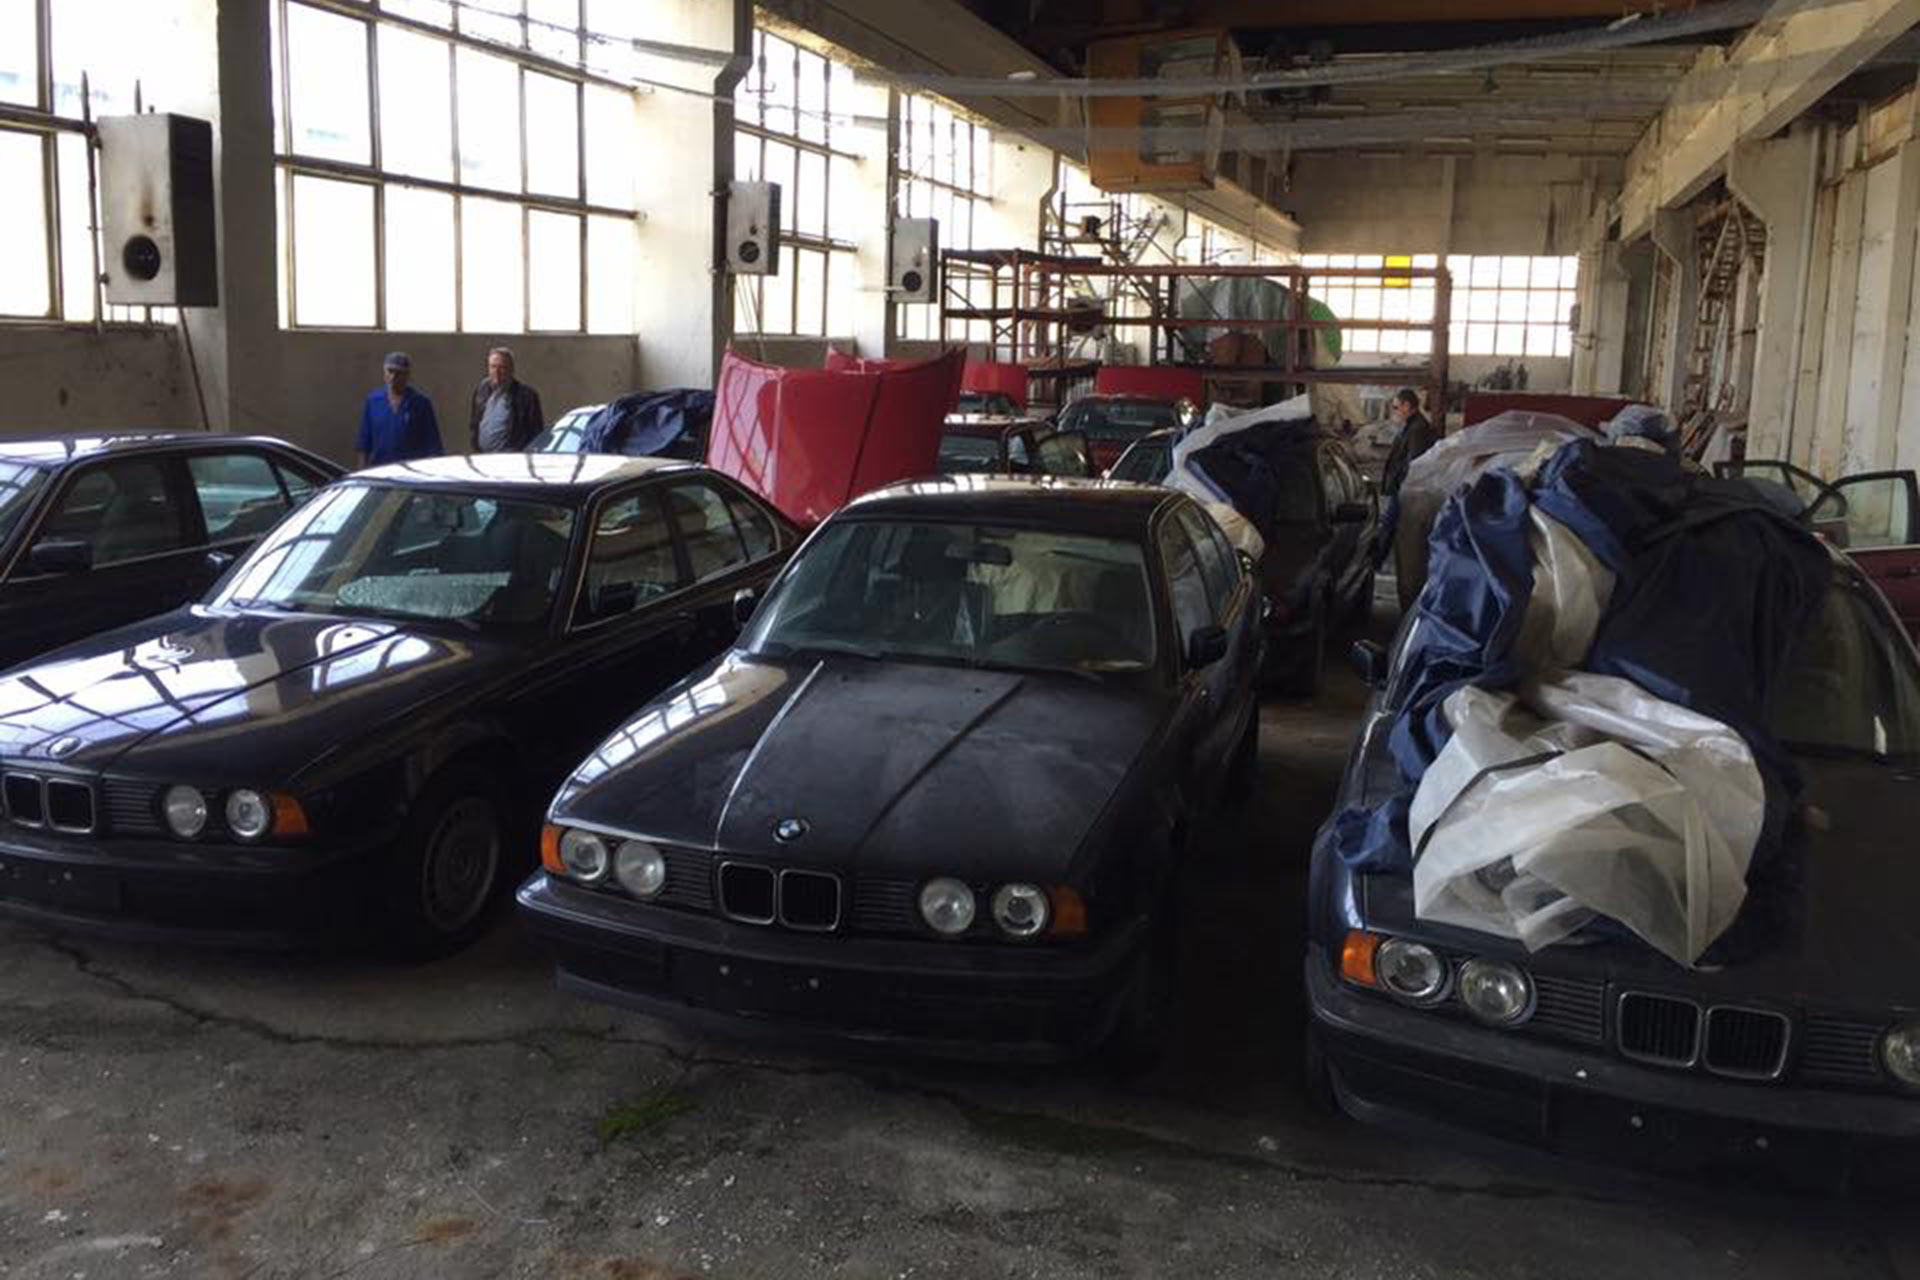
[0,607,501,780]
[554,652,1167,881]
[1358,754,1920,1009]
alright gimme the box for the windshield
[937,434,1002,474]
[1064,399,1179,442]
[1110,441,1171,485]
[745,519,1158,675]
[529,408,597,454]
[216,483,576,627]
[0,462,47,546]
[1769,581,1920,761]
[956,392,1017,416]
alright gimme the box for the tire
[1225,707,1259,805]
[379,767,509,959]
[1100,912,1177,1077]
[1303,1023,1341,1117]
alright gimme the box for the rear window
[1065,400,1179,442]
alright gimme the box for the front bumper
[517,873,1147,1060]
[0,821,392,945]
[1306,948,1920,1182]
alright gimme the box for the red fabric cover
[708,346,965,528]
[1462,393,1634,430]
[1092,365,1205,403]
[961,361,1031,410]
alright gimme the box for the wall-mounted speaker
[890,216,939,304]
[725,180,781,275]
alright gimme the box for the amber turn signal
[1341,929,1381,987]
[539,824,566,874]
[1045,886,1088,939]
[269,793,310,838]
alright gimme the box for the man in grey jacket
[468,347,545,453]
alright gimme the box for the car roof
[353,452,696,496]
[943,414,1045,435]
[0,432,304,467]
[842,474,1179,537]
[1072,395,1178,408]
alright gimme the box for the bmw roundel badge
[47,736,81,760]
[774,818,809,843]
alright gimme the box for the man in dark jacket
[1379,387,1438,500]
[468,347,545,453]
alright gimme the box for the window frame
[1299,251,1577,358]
[272,0,640,334]
[20,453,200,575]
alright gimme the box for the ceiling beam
[1616,0,1920,238]
[1015,0,1692,29]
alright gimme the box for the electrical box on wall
[98,113,218,307]
[890,217,939,304]
[725,180,781,275]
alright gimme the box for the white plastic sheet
[1407,507,1765,967]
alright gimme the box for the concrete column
[1813,167,1867,477]
[1727,125,1819,459]
[1650,206,1699,413]
[837,79,889,358]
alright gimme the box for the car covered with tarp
[530,390,712,461]
[1306,437,1920,1178]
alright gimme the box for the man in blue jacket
[356,352,444,468]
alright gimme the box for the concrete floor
[0,607,1914,1279]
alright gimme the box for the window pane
[794,247,824,336]
[1470,256,1500,287]
[0,0,35,106]
[667,483,747,581]
[0,130,50,317]
[52,0,168,118]
[733,130,761,182]
[795,148,825,239]
[383,0,451,27]
[1525,323,1558,357]
[379,27,452,180]
[1500,256,1531,288]
[1526,289,1559,324]
[762,141,794,216]
[461,196,524,332]
[457,49,521,191]
[188,453,290,543]
[1467,290,1498,322]
[287,4,371,163]
[760,253,792,334]
[1495,322,1525,354]
[760,34,794,136]
[291,175,375,327]
[1465,322,1494,355]
[529,0,579,63]
[1559,257,1580,289]
[582,0,639,80]
[529,210,581,330]
[462,0,521,47]
[56,131,94,323]
[525,73,579,198]
[796,48,826,145]
[385,186,456,331]
[585,85,638,209]
[586,214,635,334]
[1497,290,1527,322]
[826,252,854,337]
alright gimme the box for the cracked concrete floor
[1,614,1914,1279]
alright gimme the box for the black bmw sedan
[1308,556,1920,1178]
[0,454,794,954]
[518,476,1263,1062]
[0,433,341,671]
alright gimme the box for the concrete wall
[3,329,196,430]
[1286,154,1615,257]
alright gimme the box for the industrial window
[1299,253,1578,358]
[733,29,858,340]
[895,91,992,343]
[270,0,643,334]
[0,0,179,325]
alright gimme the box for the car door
[661,475,788,654]
[0,453,202,667]
[1155,510,1237,797]
[1175,501,1258,773]
[1813,471,1920,641]
[1034,429,1095,478]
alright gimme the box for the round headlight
[1457,958,1533,1026]
[224,789,271,841]
[163,785,208,839]
[990,883,1050,938]
[558,829,610,883]
[613,840,667,899]
[918,877,976,936]
[1882,1023,1920,1089]
[1376,938,1449,1004]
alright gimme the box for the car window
[1035,432,1092,478]
[38,457,193,567]
[1006,433,1031,470]
[275,460,320,505]
[1111,441,1170,485]
[1810,475,1917,550]
[1175,503,1236,616]
[937,434,1000,474]
[1156,516,1213,651]
[1769,582,1920,760]
[725,487,779,560]
[188,452,291,543]
[577,489,681,625]
[0,462,47,548]
[666,481,749,581]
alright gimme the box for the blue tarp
[581,389,714,458]
[1331,439,1832,879]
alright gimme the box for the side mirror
[206,549,236,575]
[1187,624,1229,669]
[1350,640,1388,688]
[732,586,759,628]
[28,539,92,576]
[1332,502,1371,525]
